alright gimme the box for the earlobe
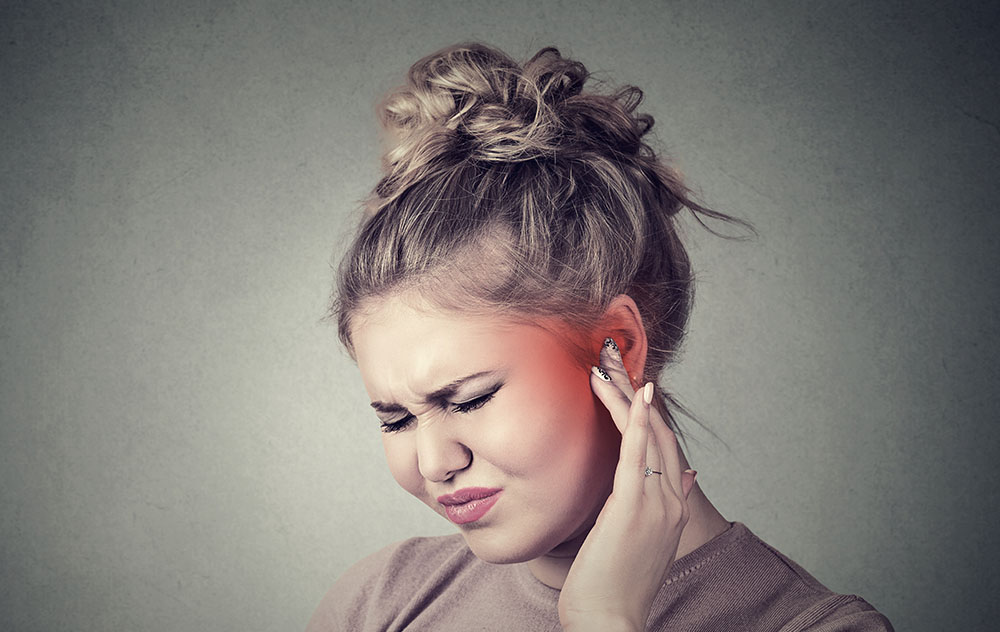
[600,294,649,386]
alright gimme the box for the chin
[458,524,573,565]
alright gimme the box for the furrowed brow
[369,401,409,415]
[369,370,499,413]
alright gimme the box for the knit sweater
[307,522,894,631]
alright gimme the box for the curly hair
[332,43,751,434]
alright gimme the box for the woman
[309,43,893,631]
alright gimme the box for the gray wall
[2,1,997,630]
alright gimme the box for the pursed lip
[437,487,502,505]
[437,487,503,525]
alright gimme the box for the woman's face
[351,293,622,564]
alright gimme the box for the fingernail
[603,337,620,354]
[602,337,623,365]
[642,382,654,405]
[592,366,612,382]
[684,469,698,480]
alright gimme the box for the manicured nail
[642,382,654,405]
[602,337,623,365]
[684,469,698,480]
[592,366,612,381]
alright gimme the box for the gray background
[2,1,998,630]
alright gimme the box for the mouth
[437,487,503,525]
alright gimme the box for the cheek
[543,377,622,475]
[381,436,424,497]
[493,377,613,472]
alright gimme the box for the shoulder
[750,532,894,631]
[779,593,895,632]
[748,533,894,631]
[651,522,894,631]
[306,533,470,632]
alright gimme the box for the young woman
[308,43,894,632]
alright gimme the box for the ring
[644,466,662,477]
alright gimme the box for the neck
[524,476,730,590]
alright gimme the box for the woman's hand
[557,339,697,632]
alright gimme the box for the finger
[612,379,652,503]
[646,388,685,498]
[640,384,663,486]
[590,366,632,434]
[643,384,677,499]
[589,336,640,435]
[599,337,637,398]
[645,403,672,497]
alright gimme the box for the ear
[598,294,649,387]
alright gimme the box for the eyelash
[379,389,498,434]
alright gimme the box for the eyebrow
[369,370,501,414]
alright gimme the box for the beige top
[307,522,894,631]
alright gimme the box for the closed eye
[451,388,498,414]
[380,385,501,433]
[380,415,414,433]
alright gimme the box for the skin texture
[351,291,728,630]
[352,292,623,565]
[560,347,695,630]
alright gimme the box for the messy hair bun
[379,44,645,168]
[335,42,751,436]
[375,44,667,204]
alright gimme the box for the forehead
[350,293,581,397]
[351,293,521,362]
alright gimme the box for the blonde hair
[333,43,750,433]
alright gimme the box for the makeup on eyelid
[351,294,621,565]
[376,383,504,433]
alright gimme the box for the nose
[414,417,472,483]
